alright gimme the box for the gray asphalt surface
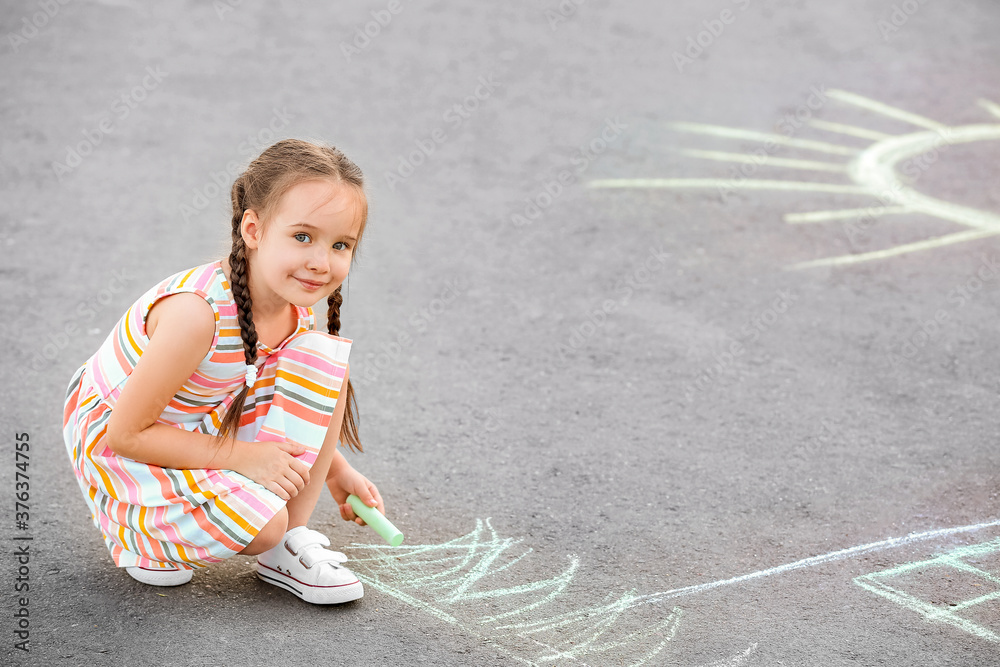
[3,1,1000,665]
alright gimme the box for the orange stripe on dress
[218,475,275,518]
[152,504,191,562]
[274,367,340,400]
[175,268,197,289]
[213,496,256,534]
[137,506,169,563]
[102,453,144,505]
[211,351,249,365]
[86,433,123,501]
[122,310,144,359]
[276,362,346,397]
[79,391,98,409]
[111,500,131,552]
[181,468,216,500]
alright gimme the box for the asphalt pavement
[2,1,1000,665]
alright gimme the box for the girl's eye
[333,241,350,251]
[294,233,310,243]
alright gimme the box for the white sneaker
[126,564,193,587]
[256,526,364,604]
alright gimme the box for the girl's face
[242,178,362,309]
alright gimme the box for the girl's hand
[233,440,310,501]
[327,466,385,526]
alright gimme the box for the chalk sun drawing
[855,537,1000,644]
[342,518,682,667]
[586,91,1000,270]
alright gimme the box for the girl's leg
[284,364,351,528]
[241,506,289,555]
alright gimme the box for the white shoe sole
[126,565,193,586]
[256,562,364,604]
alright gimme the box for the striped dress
[61,260,352,571]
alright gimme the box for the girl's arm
[105,293,309,498]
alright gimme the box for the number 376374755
[15,432,29,524]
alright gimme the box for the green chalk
[347,494,404,546]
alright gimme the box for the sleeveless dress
[61,260,352,571]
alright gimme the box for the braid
[213,180,260,445]
[229,237,260,367]
[327,285,343,335]
[327,284,362,453]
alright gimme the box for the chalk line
[695,642,759,667]
[783,205,910,224]
[675,148,849,173]
[666,121,859,155]
[633,518,1000,606]
[343,518,683,667]
[586,178,872,194]
[980,99,1000,120]
[806,119,892,141]
[855,537,1000,643]
[785,228,1000,270]
[826,89,947,131]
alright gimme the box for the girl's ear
[241,209,263,250]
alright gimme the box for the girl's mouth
[295,277,325,291]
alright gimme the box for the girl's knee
[241,506,288,555]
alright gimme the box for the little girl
[62,139,386,605]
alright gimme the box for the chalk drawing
[855,537,1000,643]
[342,519,682,666]
[630,518,1000,605]
[586,91,1000,270]
[694,642,759,667]
[342,517,1000,664]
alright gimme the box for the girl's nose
[307,249,331,273]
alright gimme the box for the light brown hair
[214,139,367,452]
